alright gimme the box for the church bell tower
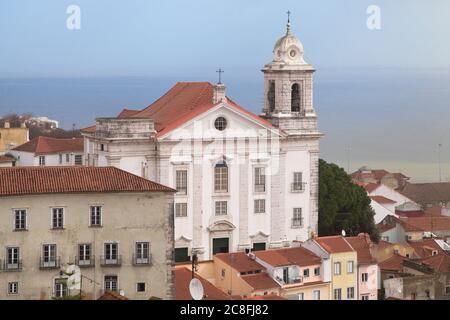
[262,13,318,136]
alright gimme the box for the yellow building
[303,236,358,300]
[0,122,29,153]
[374,240,416,262]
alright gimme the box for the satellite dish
[119,290,125,297]
[189,278,204,300]
[341,230,346,237]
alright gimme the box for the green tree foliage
[319,159,379,242]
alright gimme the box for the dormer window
[291,83,300,112]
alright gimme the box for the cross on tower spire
[286,10,292,35]
[216,68,224,84]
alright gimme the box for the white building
[10,136,84,167]
[0,166,175,300]
[82,19,322,261]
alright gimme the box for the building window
[445,286,450,295]
[291,83,301,112]
[215,201,228,216]
[105,276,118,292]
[135,242,150,264]
[100,144,105,151]
[254,199,266,214]
[59,154,63,164]
[136,283,146,292]
[66,154,70,163]
[298,292,304,300]
[292,208,303,227]
[347,261,354,274]
[74,155,83,165]
[104,243,119,264]
[174,248,190,263]
[54,279,68,298]
[252,242,266,251]
[334,262,341,275]
[334,288,342,300]
[347,287,355,299]
[6,247,20,269]
[52,208,64,229]
[175,203,188,217]
[42,244,57,267]
[78,244,92,266]
[303,268,310,278]
[267,80,275,112]
[254,167,266,192]
[8,282,18,295]
[314,267,321,276]
[214,159,228,192]
[292,172,304,191]
[381,236,389,242]
[361,273,368,282]
[221,269,226,277]
[14,209,27,230]
[214,117,227,131]
[90,206,102,227]
[39,156,46,166]
[313,290,320,300]
[175,170,187,194]
[362,295,369,300]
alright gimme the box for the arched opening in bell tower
[291,83,301,112]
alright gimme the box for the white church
[82,18,322,261]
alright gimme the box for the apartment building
[0,166,175,300]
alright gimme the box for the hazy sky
[1,0,450,182]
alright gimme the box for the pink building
[347,234,379,300]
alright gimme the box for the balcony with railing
[75,255,95,268]
[39,257,60,269]
[2,259,23,271]
[291,182,307,192]
[100,255,122,267]
[132,254,152,266]
[275,275,303,286]
[291,218,304,228]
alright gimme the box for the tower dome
[265,14,313,71]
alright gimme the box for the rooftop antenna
[216,68,224,84]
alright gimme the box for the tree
[318,159,379,242]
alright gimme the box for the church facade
[82,19,322,261]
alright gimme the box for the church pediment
[207,220,236,232]
[175,236,192,247]
[250,231,270,242]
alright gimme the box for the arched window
[291,83,301,112]
[214,159,228,192]
[267,81,275,112]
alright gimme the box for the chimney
[4,121,10,129]
[213,83,226,104]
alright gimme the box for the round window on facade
[214,117,227,131]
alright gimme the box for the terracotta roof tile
[241,273,281,290]
[215,252,264,273]
[175,267,232,300]
[346,235,376,264]
[13,136,84,155]
[364,183,380,193]
[97,291,129,300]
[245,295,286,300]
[0,166,174,196]
[400,182,450,203]
[420,254,450,273]
[407,239,446,258]
[378,254,410,272]
[0,155,15,163]
[314,236,355,254]
[254,247,321,267]
[399,216,450,232]
[118,109,140,118]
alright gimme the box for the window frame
[254,199,266,214]
[334,262,341,275]
[215,201,228,216]
[347,287,355,299]
[90,205,103,227]
[347,261,354,274]
[51,207,64,229]
[7,282,18,295]
[175,203,188,217]
[214,160,228,193]
[254,167,266,193]
[14,209,27,231]
[175,170,188,195]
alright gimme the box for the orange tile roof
[400,182,450,203]
[254,247,321,267]
[370,195,396,204]
[0,166,174,196]
[215,252,264,273]
[314,236,355,254]
[13,136,83,155]
[131,82,273,137]
[97,291,129,300]
[118,109,140,118]
[80,125,96,133]
[407,239,446,258]
[245,295,286,300]
[364,183,380,193]
[175,267,232,300]
[399,216,450,232]
[241,273,280,290]
[0,155,15,163]
[420,254,450,273]
[346,234,376,265]
[377,222,396,233]
[378,254,409,272]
